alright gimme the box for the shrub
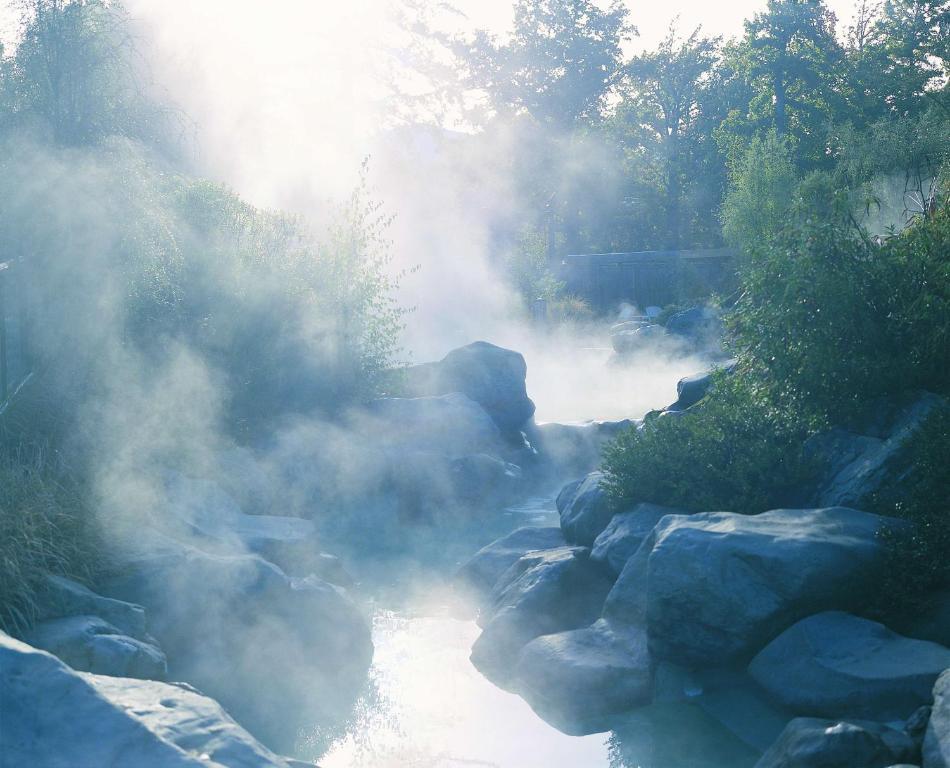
[868,407,950,614]
[0,380,102,635]
[730,202,950,429]
[601,372,816,514]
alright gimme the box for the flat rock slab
[514,618,653,734]
[591,503,682,576]
[456,526,566,598]
[604,507,896,665]
[755,717,917,768]
[0,632,296,768]
[22,615,167,680]
[471,546,613,683]
[750,611,950,721]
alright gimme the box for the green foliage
[459,0,632,127]
[9,0,172,146]
[722,131,799,251]
[731,202,950,427]
[602,373,815,514]
[0,382,102,635]
[868,407,950,612]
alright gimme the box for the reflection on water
[316,612,612,767]
[312,610,759,768]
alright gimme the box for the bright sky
[1,0,859,52]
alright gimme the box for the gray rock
[470,546,613,683]
[604,507,895,665]
[403,341,535,433]
[811,393,946,508]
[557,471,617,546]
[449,453,523,502]
[750,612,950,721]
[611,324,667,354]
[531,418,637,477]
[365,392,503,459]
[669,370,714,411]
[22,615,167,680]
[0,632,296,768]
[755,718,917,768]
[162,472,319,575]
[103,538,373,748]
[456,526,567,598]
[514,618,653,735]
[924,669,950,767]
[35,574,147,639]
[591,503,681,576]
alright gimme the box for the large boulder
[750,612,950,721]
[0,632,299,768]
[35,574,147,639]
[403,341,535,434]
[470,546,613,683]
[604,507,896,665]
[162,472,321,576]
[513,618,652,734]
[810,392,946,508]
[102,537,373,748]
[925,669,950,767]
[449,453,523,502]
[456,526,566,598]
[529,418,636,478]
[755,718,918,768]
[21,615,167,680]
[591,503,681,577]
[557,471,616,546]
[363,392,503,459]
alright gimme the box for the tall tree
[618,25,720,247]
[743,0,842,141]
[459,0,633,128]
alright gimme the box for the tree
[459,0,633,128]
[617,25,720,247]
[742,0,842,148]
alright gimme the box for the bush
[602,372,815,514]
[731,202,950,428]
[0,380,102,635]
[868,407,950,614]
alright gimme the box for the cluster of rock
[609,305,724,356]
[2,472,373,764]
[460,389,950,767]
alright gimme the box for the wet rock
[366,392,503,458]
[162,472,319,575]
[456,526,566,598]
[403,341,535,434]
[35,574,147,639]
[530,419,636,477]
[103,538,373,749]
[604,507,896,665]
[557,471,616,546]
[750,612,950,721]
[22,615,167,680]
[0,632,298,768]
[514,618,653,734]
[924,669,950,767]
[611,324,667,354]
[471,546,613,683]
[810,392,946,508]
[590,503,681,576]
[449,453,523,502]
[755,718,917,768]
